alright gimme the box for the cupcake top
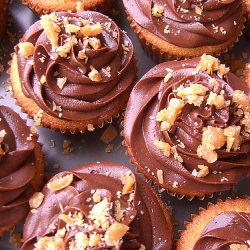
[124,54,250,198]
[193,211,250,249]
[123,0,243,48]
[22,162,173,250]
[177,198,250,250]
[0,106,39,232]
[15,11,135,128]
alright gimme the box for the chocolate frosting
[15,11,136,122]
[0,106,36,229]
[193,211,250,250]
[0,0,8,39]
[124,57,250,195]
[123,0,243,48]
[21,162,173,250]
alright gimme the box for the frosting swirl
[0,106,37,231]
[124,55,250,197]
[123,0,243,48]
[15,11,136,124]
[193,212,250,249]
[21,162,173,250]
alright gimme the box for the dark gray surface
[0,0,249,249]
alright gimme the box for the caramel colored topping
[196,54,220,74]
[208,77,219,86]
[232,90,250,113]
[100,125,118,144]
[89,199,110,229]
[171,145,183,163]
[197,126,226,163]
[93,192,101,203]
[185,95,204,106]
[224,126,242,151]
[29,192,44,209]
[40,13,61,52]
[195,6,203,15]
[207,92,230,109]
[232,90,250,133]
[52,101,62,112]
[80,23,103,37]
[88,65,102,82]
[156,98,185,131]
[74,232,89,249]
[57,77,67,89]
[163,68,173,83]
[0,129,6,143]
[34,236,64,250]
[152,4,164,17]
[157,169,164,184]
[78,49,88,62]
[87,123,95,131]
[196,54,229,76]
[9,232,22,248]
[172,181,178,188]
[197,165,209,178]
[177,84,208,98]
[40,75,46,84]
[89,234,101,247]
[63,140,74,155]
[229,244,249,250]
[114,200,125,222]
[88,37,101,50]
[59,214,73,225]
[104,222,129,246]
[176,84,208,106]
[154,140,171,157]
[218,63,229,76]
[47,174,74,191]
[18,42,35,58]
[59,212,84,229]
[139,244,146,250]
[34,109,43,126]
[57,37,77,58]
[121,172,135,195]
[64,24,81,34]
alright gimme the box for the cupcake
[0,106,44,236]
[177,198,250,250]
[21,0,114,16]
[21,162,173,250]
[123,54,250,199]
[122,0,244,62]
[0,0,8,39]
[10,11,136,133]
